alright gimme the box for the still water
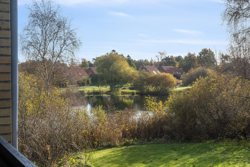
[73,95,168,112]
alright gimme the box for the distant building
[63,65,89,86]
[68,66,89,77]
[158,66,183,78]
[140,66,161,74]
[86,67,97,76]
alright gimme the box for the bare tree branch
[21,0,81,90]
[224,0,250,79]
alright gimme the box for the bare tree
[224,0,250,79]
[157,51,167,62]
[21,0,81,90]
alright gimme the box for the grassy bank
[62,141,250,167]
[77,86,190,95]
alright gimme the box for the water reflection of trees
[86,95,168,112]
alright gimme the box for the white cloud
[173,29,202,36]
[18,0,127,6]
[19,0,224,6]
[109,11,131,17]
[209,0,224,4]
[138,39,227,46]
[56,0,128,6]
[18,0,159,6]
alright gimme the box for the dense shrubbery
[19,73,89,166]
[181,67,212,86]
[134,72,177,95]
[168,74,250,140]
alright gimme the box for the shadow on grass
[91,141,250,167]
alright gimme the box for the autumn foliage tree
[198,48,217,67]
[179,53,198,72]
[135,72,177,95]
[94,50,138,91]
[181,67,213,86]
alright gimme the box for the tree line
[20,48,220,88]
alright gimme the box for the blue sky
[18,0,229,62]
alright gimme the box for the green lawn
[79,86,110,94]
[65,141,250,167]
[172,86,191,92]
[78,86,138,95]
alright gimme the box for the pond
[72,95,169,112]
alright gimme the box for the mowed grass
[79,141,250,167]
[79,86,110,94]
[172,86,191,92]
